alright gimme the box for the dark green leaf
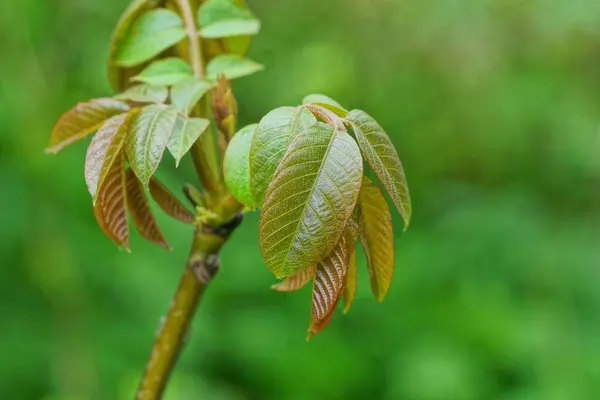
[115,84,169,103]
[259,123,363,278]
[249,107,316,205]
[167,115,210,166]
[126,104,179,186]
[223,124,258,208]
[113,8,187,68]
[206,54,264,81]
[131,57,193,86]
[346,109,412,227]
[170,78,213,115]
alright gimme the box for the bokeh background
[1,0,600,399]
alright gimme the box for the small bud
[212,75,238,143]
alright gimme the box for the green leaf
[358,177,395,301]
[271,265,314,292]
[342,228,358,313]
[126,104,179,186]
[46,98,130,154]
[346,109,412,227]
[113,8,187,68]
[115,84,169,103]
[223,124,258,208]
[206,54,264,81]
[259,123,363,278]
[85,109,139,203]
[198,0,254,26]
[302,94,348,117]
[200,19,261,38]
[131,58,193,86]
[170,78,213,115]
[249,107,317,205]
[167,115,210,166]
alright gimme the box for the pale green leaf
[346,109,412,227]
[126,104,179,186]
[170,78,213,115]
[259,123,363,278]
[206,54,264,81]
[131,57,192,86]
[115,84,169,103]
[113,9,187,68]
[167,115,210,166]
[46,98,130,154]
[85,109,139,203]
[198,0,254,26]
[358,177,395,301]
[302,94,348,117]
[223,124,258,208]
[249,107,317,205]
[200,19,261,38]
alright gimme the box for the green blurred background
[1,0,600,399]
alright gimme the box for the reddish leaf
[343,230,358,314]
[149,177,195,223]
[307,297,340,340]
[93,152,129,249]
[271,265,315,292]
[47,98,130,154]
[125,169,169,250]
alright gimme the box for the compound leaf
[167,115,210,166]
[170,78,213,115]
[131,57,193,86]
[223,124,258,208]
[115,84,169,103]
[85,110,139,203]
[125,168,169,249]
[271,265,315,292]
[113,8,187,68]
[47,98,130,154]
[357,177,395,301]
[346,109,411,227]
[249,107,316,205]
[259,123,363,278]
[206,54,263,81]
[302,94,348,117]
[149,177,195,223]
[93,152,129,249]
[126,104,179,186]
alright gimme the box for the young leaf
[346,110,412,227]
[126,104,179,186]
[259,123,363,278]
[357,177,395,301]
[108,0,160,91]
[302,94,348,117]
[131,57,193,86]
[125,169,169,249]
[113,8,187,68]
[200,19,261,39]
[343,230,358,313]
[115,84,169,104]
[85,110,139,202]
[170,78,213,115]
[308,236,348,337]
[206,55,264,81]
[198,0,259,39]
[93,152,129,250]
[223,124,257,208]
[271,265,315,292]
[149,177,195,223]
[249,107,316,205]
[212,76,238,141]
[46,98,130,154]
[167,115,210,167]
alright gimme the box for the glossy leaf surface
[347,109,411,227]
[93,153,129,249]
[113,9,186,68]
[85,110,138,202]
[131,57,193,86]
[149,177,195,223]
[223,124,257,208]
[259,123,363,278]
[170,78,212,115]
[126,104,179,186]
[167,115,210,166]
[47,98,130,154]
[358,177,395,301]
[249,107,316,205]
[206,55,263,81]
[271,265,315,292]
[115,84,169,104]
[125,169,169,249]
